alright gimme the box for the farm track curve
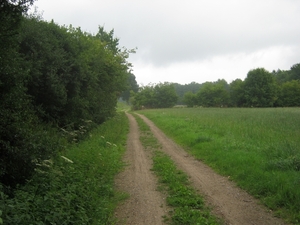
[114,113,287,225]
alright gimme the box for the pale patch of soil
[114,113,168,225]
[138,114,287,225]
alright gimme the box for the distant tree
[0,0,35,38]
[229,79,245,107]
[183,91,197,107]
[272,69,291,84]
[154,82,178,108]
[131,83,178,109]
[290,63,300,81]
[196,79,229,107]
[279,80,300,106]
[243,68,278,107]
[130,85,154,109]
[121,72,139,102]
[174,82,202,104]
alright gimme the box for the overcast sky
[32,0,300,85]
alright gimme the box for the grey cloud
[35,0,300,68]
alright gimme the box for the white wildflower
[60,128,68,133]
[113,144,117,147]
[106,141,112,145]
[43,159,53,165]
[101,136,105,139]
[61,156,74,163]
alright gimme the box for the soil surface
[114,113,287,225]
[114,113,168,224]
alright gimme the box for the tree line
[130,82,178,110]
[0,0,137,192]
[131,64,300,110]
[177,65,300,107]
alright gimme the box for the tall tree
[0,0,61,190]
[121,72,139,102]
[183,91,197,107]
[1,11,133,189]
[243,68,277,107]
[196,80,229,107]
[173,82,202,104]
[131,83,178,109]
[154,82,178,108]
[229,79,245,107]
[290,63,300,81]
[279,80,300,106]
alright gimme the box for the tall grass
[138,108,300,224]
[0,112,129,225]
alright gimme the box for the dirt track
[114,113,287,225]
[114,113,168,224]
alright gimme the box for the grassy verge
[138,108,300,224]
[117,101,131,112]
[133,113,221,225]
[0,112,129,225]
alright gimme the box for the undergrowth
[0,112,129,225]
[133,113,221,225]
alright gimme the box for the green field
[138,108,300,224]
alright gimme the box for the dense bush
[1,1,135,192]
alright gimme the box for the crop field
[138,107,300,223]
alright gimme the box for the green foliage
[196,79,229,107]
[290,63,300,81]
[243,68,278,107]
[0,0,34,40]
[175,64,300,108]
[131,82,178,110]
[138,108,300,224]
[272,69,291,83]
[183,91,197,107]
[279,80,300,107]
[18,19,132,126]
[229,79,245,106]
[120,72,139,102]
[174,82,202,104]
[154,83,179,108]
[1,8,133,190]
[0,112,129,224]
[0,2,64,190]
